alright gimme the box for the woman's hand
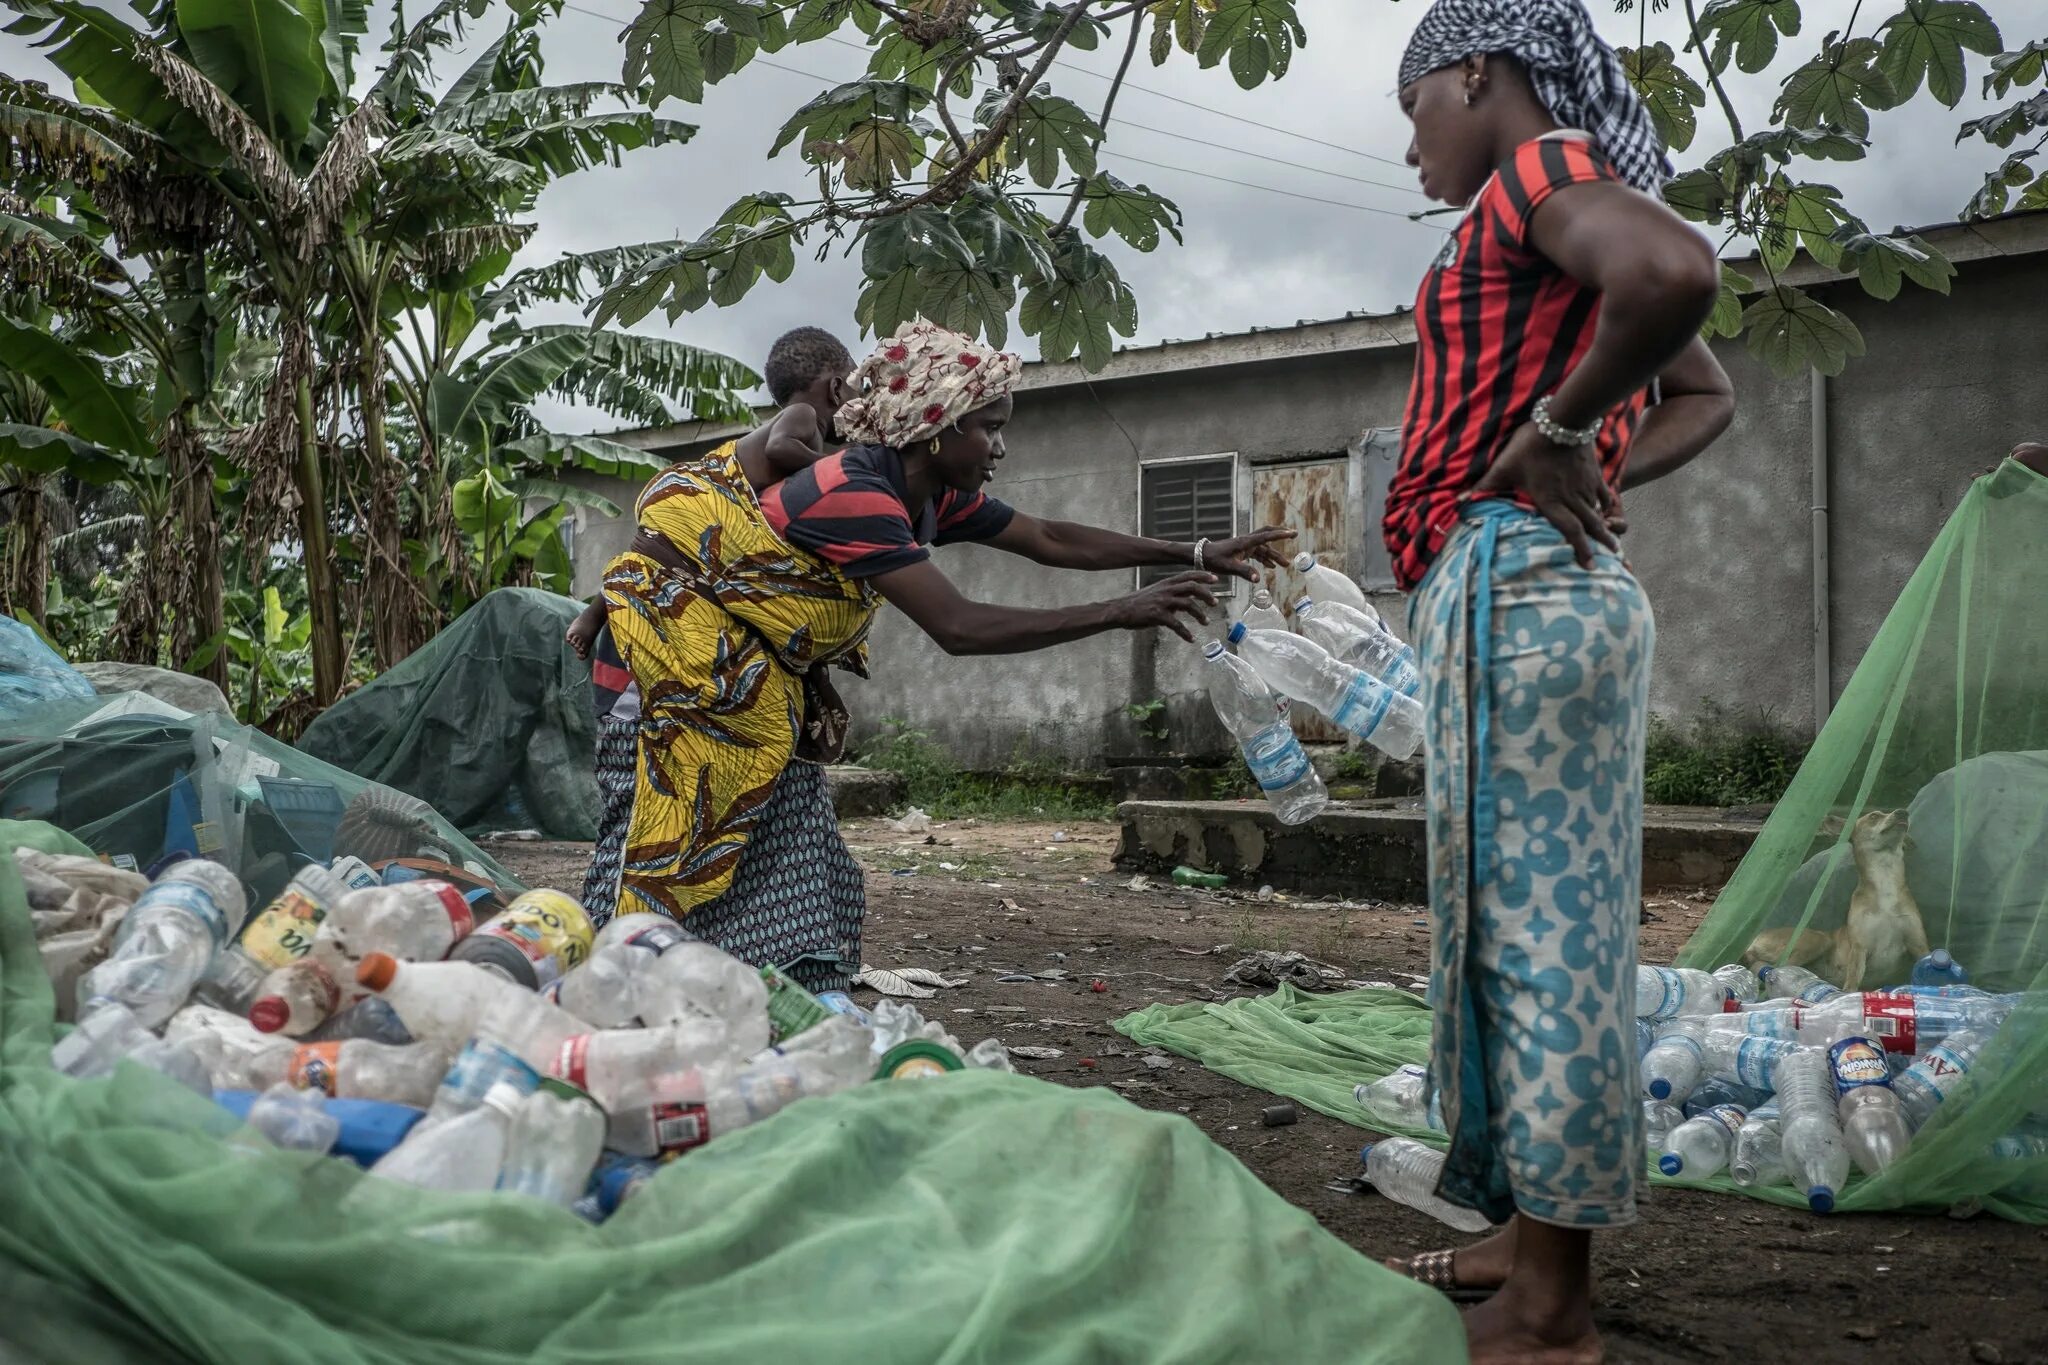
[1109,571,1221,642]
[1473,423,1620,568]
[1202,527,1296,583]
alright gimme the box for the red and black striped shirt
[1384,134,1651,590]
[761,442,1015,578]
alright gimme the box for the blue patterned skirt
[1409,503,1654,1228]
[580,713,639,925]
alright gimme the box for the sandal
[1390,1248,1498,1304]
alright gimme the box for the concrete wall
[568,226,2048,768]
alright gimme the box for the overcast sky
[7,0,2045,430]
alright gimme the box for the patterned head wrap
[1398,0,1672,196]
[834,319,1023,449]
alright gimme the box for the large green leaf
[1741,288,1866,377]
[174,0,330,152]
[855,265,923,338]
[0,316,152,458]
[513,324,756,424]
[35,3,226,162]
[1692,0,1801,75]
[1961,150,2036,218]
[1877,0,2001,106]
[1195,0,1304,90]
[622,0,766,105]
[1703,264,1753,340]
[1148,0,1210,66]
[507,476,623,519]
[1956,91,2048,148]
[499,432,674,480]
[1620,41,1705,153]
[770,78,921,158]
[481,242,681,318]
[0,422,131,482]
[1078,173,1183,251]
[1984,38,2048,98]
[1008,93,1100,188]
[1775,38,1899,138]
[429,331,592,451]
[1833,230,1955,301]
[916,259,1014,348]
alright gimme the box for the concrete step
[1114,799,1763,901]
[823,766,907,818]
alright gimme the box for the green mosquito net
[1677,456,2048,1217]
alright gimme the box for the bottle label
[622,921,692,956]
[235,889,328,971]
[761,965,830,1044]
[1242,722,1312,794]
[1856,993,1918,1054]
[474,891,593,988]
[289,1042,343,1096]
[651,1102,710,1155]
[1829,1037,1890,1095]
[1919,1043,1972,1087]
[418,882,477,942]
[1329,671,1396,740]
[1703,1104,1748,1141]
[135,881,234,949]
[554,1035,592,1090]
[441,1039,540,1110]
[1733,1039,1785,1090]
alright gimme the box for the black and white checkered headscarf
[1398,0,1672,196]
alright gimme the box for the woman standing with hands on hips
[1380,2,1735,1362]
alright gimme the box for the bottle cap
[1357,1143,1375,1163]
[1227,622,1247,645]
[1201,640,1224,660]
[1293,596,1315,615]
[1658,1154,1684,1176]
[1807,1185,1835,1214]
[481,1081,528,1116]
[248,996,289,1034]
[1648,1077,1672,1100]
[873,1040,963,1080]
[356,952,399,992]
[1292,551,1315,572]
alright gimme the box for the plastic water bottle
[551,1019,759,1112]
[1644,1098,1684,1150]
[244,1082,341,1154]
[1659,1103,1746,1178]
[1712,963,1761,1005]
[1358,1137,1491,1233]
[1635,965,1725,1020]
[497,1080,607,1207]
[549,914,695,1027]
[370,1081,525,1191]
[1353,1064,1444,1132]
[424,988,588,1127]
[633,941,775,1045]
[77,861,249,1029]
[1227,623,1423,760]
[1293,597,1422,698]
[1634,1017,1657,1059]
[200,865,348,1015]
[250,881,477,1035]
[1893,1031,1986,1134]
[1829,1037,1910,1175]
[352,953,558,1050]
[1240,588,1288,632]
[1681,1076,1772,1118]
[1729,1104,1785,1188]
[1910,949,1968,988]
[281,1039,454,1108]
[1804,990,2014,1055]
[1292,551,1370,615]
[1200,641,1329,825]
[51,1002,154,1078]
[1700,1033,1806,1091]
[1642,1022,1705,1101]
[1759,964,1843,1005]
[300,997,414,1045]
[1777,1046,1851,1212]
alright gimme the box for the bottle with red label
[1829,1036,1910,1175]
[248,882,476,1035]
[1800,990,2017,1056]
[548,915,693,1028]
[421,990,584,1128]
[447,889,594,991]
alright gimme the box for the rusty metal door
[1252,459,1350,744]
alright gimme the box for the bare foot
[1461,1286,1601,1365]
[1384,1222,1516,1292]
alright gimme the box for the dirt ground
[497,817,2048,1365]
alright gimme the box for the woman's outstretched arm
[869,560,1221,656]
[987,516,1295,584]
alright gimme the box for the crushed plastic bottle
[1659,1103,1746,1178]
[497,1079,607,1207]
[1228,623,1423,760]
[1200,640,1328,826]
[1358,1137,1491,1233]
[1893,1031,1986,1134]
[250,882,476,1035]
[1712,963,1761,1005]
[1910,949,1969,989]
[1635,965,1726,1020]
[1830,1036,1910,1176]
[1644,1098,1685,1151]
[51,1001,153,1078]
[370,1080,526,1191]
[1729,1104,1785,1188]
[1292,596,1422,697]
[1680,1076,1773,1120]
[245,1082,342,1153]
[1353,1064,1445,1132]
[1758,964,1843,1005]
[1778,1046,1851,1212]
[424,989,587,1127]
[550,916,693,1027]
[77,861,249,1029]
[634,941,773,1047]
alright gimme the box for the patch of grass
[854,719,1115,822]
[1644,703,1808,808]
[1227,907,1287,953]
[1331,749,1377,782]
[1309,916,1353,964]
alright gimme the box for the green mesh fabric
[299,589,599,840]
[0,855,1463,1365]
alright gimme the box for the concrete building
[567,210,2048,770]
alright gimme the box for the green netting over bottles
[0,693,523,909]
[299,589,600,840]
[0,859,1463,1365]
[1121,458,2048,1221]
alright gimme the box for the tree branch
[1057,8,1144,234]
[1681,0,1744,143]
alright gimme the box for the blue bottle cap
[1658,1154,1683,1176]
[1648,1078,1672,1100]
[1227,622,1247,644]
[1357,1143,1375,1164]
[1807,1185,1835,1214]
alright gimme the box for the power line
[1104,151,1444,226]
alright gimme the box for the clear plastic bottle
[1729,1103,1785,1188]
[1200,641,1329,826]
[77,861,249,1029]
[1644,1098,1685,1151]
[1240,588,1288,632]
[199,865,348,1015]
[51,1002,154,1078]
[1293,596,1422,698]
[1803,990,2014,1056]
[1358,1137,1491,1233]
[1712,963,1761,1005]
[497,1080,607,1207]
[1829,1036,1910,1175]
[244,1083,341,1154]
[593,912,693,955]
[422,989,588,1127]
[551,915,696,1028]
[633,941,774,1045]
[284,1038,454,1107]
[370,1081,525,1191]
[1634,1017,1657,1059]
[1893,1030,1986,1134]
[1777,1046,1852,1212]
[1758,964,1843,1005]
[1909,949,1968,989]
[1642,1021,1705,1101]
[249,881,476,1036]
[352,952,555,1051]
[1635,965,1726,1020]
[1699,1033,1807,1092]
[1292,551,1370,615]
[1353,1064,1444,1132]
[1680,1076,1772,1119]
[300,997,414,1045]
[1658,1103,1746,1178]
[1227,623,1423,760]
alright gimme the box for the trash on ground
[1171,866,1227,889]
[1007,1045,1064,1060]
[885,807,932,834]
[856,965,969,998]
[1221,950,1351,992]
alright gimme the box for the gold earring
[929,436,942,455]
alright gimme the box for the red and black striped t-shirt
[1383,134,1651,590]
[761,442,1015,578]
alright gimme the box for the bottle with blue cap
[1200,639,1328,825]
[1358,1137,1490,1232]
[1291,595,1423,698]
[1226,621,1423,760]
[1909,948,1969,989]
[1830,1036,1910,1175]
[1777,1045,1851,1212]
[1658,1103,1746,1178]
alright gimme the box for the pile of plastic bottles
[1200,554,1426,826]
[41,853,1012,1222]
[1348,949,2043,1222]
